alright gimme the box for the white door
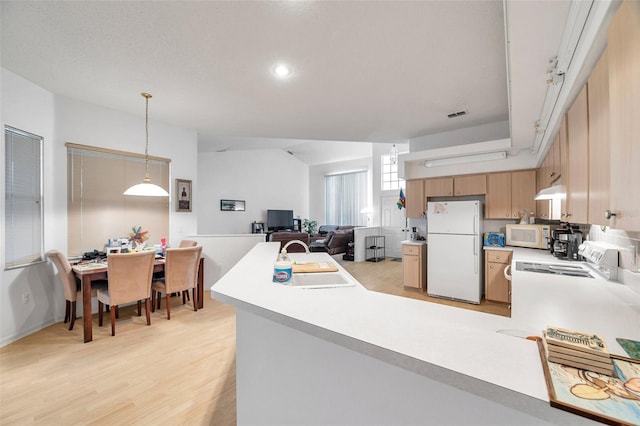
[380,196,406,259]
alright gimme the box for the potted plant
[302,219,318,235]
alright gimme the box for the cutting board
[292,262,338,273]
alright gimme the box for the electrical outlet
[22,292,31,304]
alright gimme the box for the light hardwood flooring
[0,257,508,425]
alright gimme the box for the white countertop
[401,240,427,245]
[211,242,640,423]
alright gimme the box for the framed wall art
[176,179,192,212]
[220,199,246,211]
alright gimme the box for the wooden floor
[0,257,508,425]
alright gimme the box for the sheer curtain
[325,171,367,226]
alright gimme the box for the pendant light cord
[142,92,152,180]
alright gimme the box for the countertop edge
[211,287,571,424]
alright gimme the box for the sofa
[269,232,310,253]
[309,226,356,255]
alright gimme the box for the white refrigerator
[427,200,483,304]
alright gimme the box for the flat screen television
[267,209,294,232]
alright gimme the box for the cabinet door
[566,85,589,224]
[486,172,511,219]
[454,174,486,196]
[511,170,537,219]
[403,254,421,289]
[424,177,453,197]
[608,0,640,231]
[550,136,561,183]
[587,48,610,226]
[405,179,425,219]
[537,159,551,219]
[486,262,510,303]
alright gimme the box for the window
[325,171,368,226]
[4,126,44,269]
[381,154,404,191]
[67,143,170,255]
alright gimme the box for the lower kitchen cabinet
[484,249,512,304]
[402,243,426,290]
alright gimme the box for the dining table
[72,256,205,342]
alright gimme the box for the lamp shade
[124,177,170,197]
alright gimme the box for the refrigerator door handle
[474,237,478,273]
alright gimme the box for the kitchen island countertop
[211,242,639,425]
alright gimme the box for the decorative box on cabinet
[484,249,512,305]
[402,243,426,290]
[365,235,385,262]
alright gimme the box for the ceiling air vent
[447,110,468,118]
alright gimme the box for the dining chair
[177,239,197,303]
[151,246,202,320]
[46,250,108,331]
[97,250,155,336]
[179,239,197,248]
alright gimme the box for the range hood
[534,184,565,200]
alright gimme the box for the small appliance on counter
[483,232,505,247]
[408,227,418,241]
[579,241,620,281]
[505,224,550,249]
[551,224,583,260]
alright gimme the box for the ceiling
[1,1,572,165]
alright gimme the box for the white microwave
[506,224,550,249]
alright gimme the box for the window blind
[4,126,44,269]
[325,171,368,226]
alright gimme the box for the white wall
[1,68,199,346]
[197,150,309,234]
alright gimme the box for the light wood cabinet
[486,170,536,219]
[565,85,589,224]
[587,47,610,227]
[486,172,512,219]
[453,174,486,196]
[608,0,640,231]
[424,177,453,197]
[484,250,512,304]
[402,243,426,290]
[405,179,425,219]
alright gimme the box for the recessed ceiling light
[273,64,291,78]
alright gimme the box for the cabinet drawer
[485,250,512,264]
[402,245,421,256]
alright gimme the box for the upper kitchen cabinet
[424,175,486,198]
[608,0,640,231]
[486,170,536,219]
[453,174,486,196]
[424,177,453,197]
[537,118,566,220]
[565,85,589,224]
[405,179,425,219]
[587,48,610,227]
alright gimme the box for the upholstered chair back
[163,246,202,294]
[46,250,77,302]
[106,251,155,306]
[179,239,197,248]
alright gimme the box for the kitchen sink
[515,261,594,278]
[290,273,355,289]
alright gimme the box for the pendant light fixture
[390,144,398,165]
[124,92,169,196]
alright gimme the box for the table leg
[82,275,93,343]
[197,258,204,309]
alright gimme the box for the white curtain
[325,171,368,226]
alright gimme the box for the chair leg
[192,288,198,312]
[137,300,142,316]
[98,301,104,327]
[115,306,119,319]
[166,293,171,320]
[151,290,156,313]
[110,305,116,336]
[69,301,76,331]
[182,291,187,305]
[64,300,70,324]
[157,293,162,309]
[145,298,151,325]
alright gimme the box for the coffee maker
[551,224,583,260]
